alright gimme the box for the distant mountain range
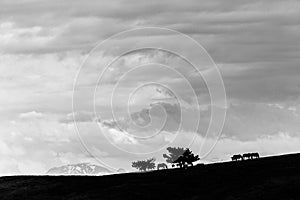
[47,163,113,175]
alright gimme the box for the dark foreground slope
[1,153,300,200]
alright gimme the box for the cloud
[0,0,299,58]
[221,103,300,140]
[0,53,83,121]
[0,0,300,174]
[222,62,300,104]
[60,111,95,124]
[101,125,138,145]
[19,111,44,119]
[0,114,127,174]
[107,100,300,142]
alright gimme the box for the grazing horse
[231,154,243,161]
[243,153,252,160]
[243,152,260,160]
[252,152,260,159]
[232,152,260,162]
[157,163,168,170]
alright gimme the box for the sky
[0,0,300,174]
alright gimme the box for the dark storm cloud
[1,0,299,106]
[221,62,300,104]
[1,0,299,58]
[1,0,300,140]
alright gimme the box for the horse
[243,153,252,160]
[157,163,168,170]
[243,152,260,160]
[231,154,243,161]
[252,152,260,159]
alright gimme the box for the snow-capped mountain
[116,168,126,173]
[47,163,112,175]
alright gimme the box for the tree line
[131,147,200,172]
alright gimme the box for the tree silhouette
[181,148,200,167]
[163,147,186,165]
[132,158,156,172]
[163,147,199,168]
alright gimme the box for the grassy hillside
[1,153,300,200]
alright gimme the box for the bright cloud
[0,0,299,174]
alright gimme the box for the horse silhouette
[232,152,260,162]
[231,154,243,161]
[157,163,168,170]
[243,153,252,160]
[243,152,260,160]
[252,152,260,159]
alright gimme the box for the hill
[1,153,300,200]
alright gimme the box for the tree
[163,147,200,168]
[132,158,156,172]
[163,147,186,165]
[181,148,200,167]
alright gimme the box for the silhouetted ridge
[1,153,300,200]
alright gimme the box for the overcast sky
[0,0,300,174]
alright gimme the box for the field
[1,153,300,200]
